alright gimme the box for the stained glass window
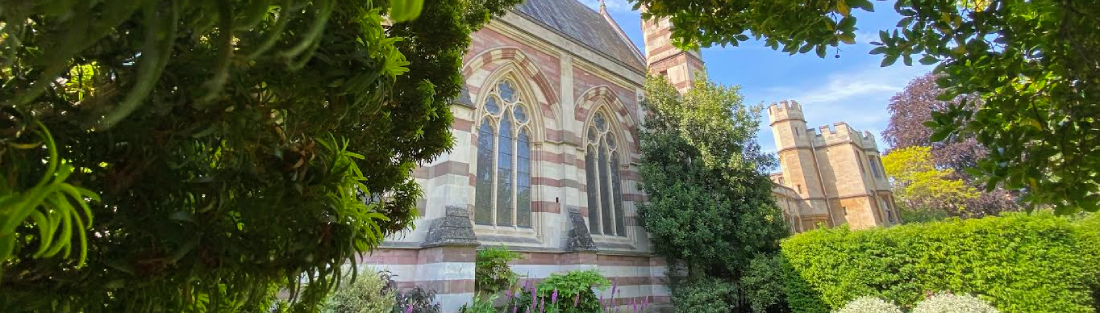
[517,131,531,227]
[473,77,533,228]
[474,119,495,225]
[497,114,514,227]
[498,80,516,102]
[584,111,627,237]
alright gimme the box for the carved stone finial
[422,206,479,248]
[566,207,598,252]
[598,0,607,14]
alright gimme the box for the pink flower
[574,293,581,307]
[405,305,413,313]
[551,289,559,304]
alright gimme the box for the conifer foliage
[0,0,517,311]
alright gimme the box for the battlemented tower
[641,9,704,93]
[768,100,899,230]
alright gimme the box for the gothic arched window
[474,79,533,228]
[585,111,626,236]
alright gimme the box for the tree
[884,73,1019,216]
[0,0,517,311]
[633,0,1100,213]
[882,146,979,217]
[637,76,787,279]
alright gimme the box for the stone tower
[768,100,899,230]
[641,9,704,93]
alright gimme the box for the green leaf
[838,33,856,44]
[836,0,851,16]
[389,0,424,22]
[881,54,900,67]
[849,0,874,12]
[919,54,939,65]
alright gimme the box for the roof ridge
[595,2,647,64]
[510,0,647,72]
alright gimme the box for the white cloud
[752,63,929,152]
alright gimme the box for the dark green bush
[475,246,522,295]
[671,275,737,313]
[781,213,1100,313]
[740,253,789,312]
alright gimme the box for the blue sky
[578,0,935,155]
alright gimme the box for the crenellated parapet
[767,100,805,125]
[807,122,879,150]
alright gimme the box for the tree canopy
[884,73,1019,216]
[0,0,517,311]
[633,0,1100,213]
[637,76,787,277]
[882,146,978,216]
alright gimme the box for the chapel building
[768,100,901,231]
[359,0,685,311]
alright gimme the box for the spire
[598,0,607,14]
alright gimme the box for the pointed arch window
[474,79,533,228]
[585,111,626,237]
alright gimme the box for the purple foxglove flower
[574,293,581,307]
[405,305,413,313]
[551,289,559,304]
[632,297,638,313]
[539,298,545,313]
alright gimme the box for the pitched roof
[512,0,647,73]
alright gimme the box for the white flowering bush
[912,293,999,313]
[834,296,903,313]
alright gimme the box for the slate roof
[512,0,647,73]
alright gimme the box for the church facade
[358,0,897,311]
[359,0,685,311]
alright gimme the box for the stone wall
[360,8,668,312]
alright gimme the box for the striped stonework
[361,1,673,312]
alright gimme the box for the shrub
[781,213,1100,312]
[510,270,610,313]
[671,275,737,313]
[459,294,498,313]
[475,246,522,295]
[393,286,441,313]
[833,297,902,313]
[912,293,998,313]
[741,253,788,312]
[322,272,397,313]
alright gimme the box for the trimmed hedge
[780,213,1100,313]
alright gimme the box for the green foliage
[896,206,949,224]
[911,293,999,313]
[632,0,871,57]
[394,286,441,313]
[834,297,902,313]
[780,213,1100,312]
[882,146,978,215]
[512,270,610,313]
[671,275,738,313]
[322,272,397,313]
[0,0,518,311]
[634,0,1100,213]
[459,294,498,313]
[475,245,521,295]
[741,253,789,313]
[638,76,787,277]
[0,122,99,277]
